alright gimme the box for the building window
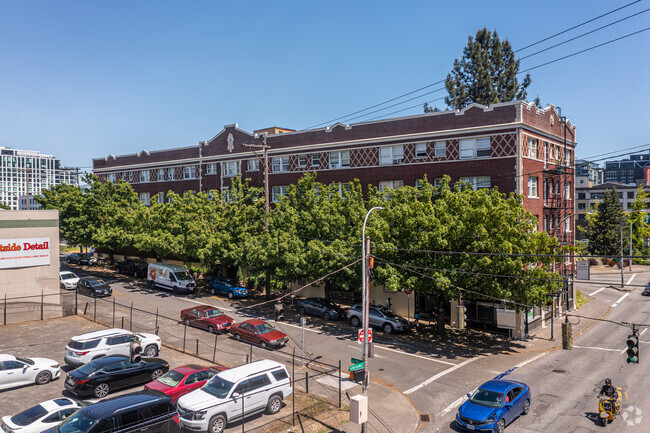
[310,154,320,167]
[297,155,307,168]
[157,169,165,181]
[415,143,427,158]
[578,203,586,210]
[528,177,538,198]
[272,157,289,173]
[221,187,233,203]
[183,166,196,179]
[527,138,537,158]
[272,185,289,202]
[139,192,150,206]
[577,192,586,200]
[336,183,351,198]
[433,178,443,188]
[329,151,350,169]
[378,180,404,192]
[434,141,446,157]
[206,164,217,175]
[247,159,260,172]
[564,149,572,166]
[459,137,490,159]
[139,170,150,183]
[157,192,164,204]
[167,168,175,180]
[628,191,635,199]
[543,215,548,232]
[564,218,571,232]
[564,182,571,199]
[415,179,423,188]
[128,172,134,181]
[379,145,404,165]
[106,173,116,182]
[222,161,240,177]
[459,176,490,190]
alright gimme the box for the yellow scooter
[598,391,622,426]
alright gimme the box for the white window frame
[139,192,150,206]
[221,161,240,177]
[459,176,491,190]
[329,151,350,169]
[528,176,538,198]
[310,154,320,167]
[272,185,289,202]
[183,166,196,179]
[433,178,443,188]
[247,159,260,172]
[564,182,571,199]
[434,141,446,157]
[167,168,175,180]
[297,154,307,168]
[272,157,289,173]
[106,173,116,182]
[157,192,164,204]
[527,138,538,158]
[564,149,572,166]
[379,145,404,165]
[140,170,150,183]
[221,187,233,203]
[415,143,427,158]
[206,163,217,175]
[157,169,165,181]
[378,180,404,192]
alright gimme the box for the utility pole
[629,220,633,271]
[242,138,271,230]
[620,221,625,288]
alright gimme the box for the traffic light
[457,305,467,330]
[626,334,639,364]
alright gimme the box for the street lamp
[360,206,383,433]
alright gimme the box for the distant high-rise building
[603,151,650,184]
[0,146,77,210]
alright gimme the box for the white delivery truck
[147,262,196,294]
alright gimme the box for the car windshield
[88,280,107,287]
[205,309,224,318]
[157,370,185,387]
[203,376,234,399]
[469,388,505,408]
[75,361,102,376]
[61,273,77,280]
[56,411,96,433]
[174,271,192,281]
[16,357,34,365]
[255,323,274,334]
[11,405,48,426]
[380,309,398,318]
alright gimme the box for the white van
[177,359,293,433]
[147,262,196,294]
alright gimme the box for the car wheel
[522,399,530,415]
[208,326,215,333]
[60,283,65,290]
[350,316,360,327]
[210,287,216,295]
[149,281,155,290]
[228,291,234,300]
[298,307,306,315]
[234,333,241,341]
[600,416,608,426]
[94,383,110,398]
[261,341,267,349]
[266,395,282,414]
[133,270,138,278]
[496,419,505,433]
[383,323,394,334]
[151,368,164,380]
[323,312,330,321]
[35,371,52,385]
[144,345,158,357]
[208,415,226,433]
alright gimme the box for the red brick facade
[92,101,576,240]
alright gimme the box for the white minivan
[177,359,293,433]
[147,262,196,294]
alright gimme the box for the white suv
[177,359,293,433]
[64,328,161,366]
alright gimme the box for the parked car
[77,254,91,266]
[88,256,109,267]
[64,328,161,367]
[456,379,531,433]
[115,258,148,278]
[65,253,80,264]
[643,281,650,296]
[65,356,169,398]
[177,360,292,433]
[180,306,234,333]
[0,354,61,390]
[208,277,248,299]
[1,398,84,433]
[347,304,410,334]
[144,364,228,403]
[296,297,346,321]
[76,278,112,297]
[229,319,288,349]
[41,391,177,433]
[59,272,80,290]
[147,262,196,294]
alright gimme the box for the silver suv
[347,304,410,334]
[64,328,161,366]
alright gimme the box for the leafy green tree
[585,188,624,256]
[36,182,90,250]
[444,28,531,110]
[0,202,10,210]
[626,185,650,255]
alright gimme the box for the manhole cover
[420,414,430,422]
[552,369,566,373]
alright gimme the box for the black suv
[115,259,148,278]
[43,391,178,433]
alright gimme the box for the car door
[0,361,11,389]
[101,361,128,389]
[194,310,207,329]
[238,323,255,343]
[182,370,212,395]
[369,308,383,327]
[1,360,34,387]
[509,386,525,416]
[121,360,151,388]
[311,300,324,317]
[105,335,129,357]
[244,373,272,413]
[41,408,79,429]
[503,389,517,424]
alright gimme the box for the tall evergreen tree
[443,28,531,110]
[586,188,625,256]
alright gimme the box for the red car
[143,364,227,403]
[180,305,234,333]
[230,319,289,349]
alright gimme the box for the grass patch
[575,290,590,308]
[60,245,81,252]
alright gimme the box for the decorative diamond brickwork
[492,134,516,157]
[447,139,459,160]
[351,147,378,167]
[403,143,415,164]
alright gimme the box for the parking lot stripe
[404,356,479,395]
[588,287,607,296]
[612,293,630,307]
[573,345,622,352]
[626,274,636,285]
[371,344,456,366]
[182,298,234,312]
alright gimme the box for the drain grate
[420,414,430,422]
[552,369,566,373]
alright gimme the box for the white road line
[404,357,479,395]
[627,274,636,285]
[347,345,385,358]
[513,352,547,368]
[640,328,647,337]
[372,345,456,366]
[573,345,622,352]
[588,287,607,296]
[612,293,630,307]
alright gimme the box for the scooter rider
[598,379,619,413]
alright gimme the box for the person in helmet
[598,379,619,414]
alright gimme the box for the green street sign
[349,362,364,372]
[351,357,362,364]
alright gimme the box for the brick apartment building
[92,101,576,245]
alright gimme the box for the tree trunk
[265,271,271,300]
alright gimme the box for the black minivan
[43,391,178,433]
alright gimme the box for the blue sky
[0,1,648,169]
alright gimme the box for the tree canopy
[585,188,625,256]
